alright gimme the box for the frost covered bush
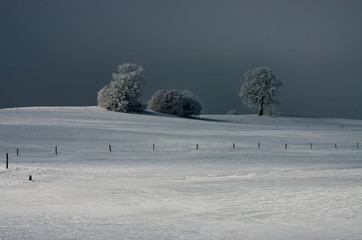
[227,109,239,115]
[97,63,145,112]
[148,89,202,118]
[239,66,282,116]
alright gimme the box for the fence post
[55,146,58,155]
[357,142,359,149]
[196,144,198,150]
[6,153,8,169]
[285,143,287,149]
[310,143,312,149]
[258,142,260,149]
[153,143,155,151]
[109,145,112,152]
[335,144,337,149]
[233,143,235,149]
[29,175,32,181]
[17,149,19,156]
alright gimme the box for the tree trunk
[259,102,264,116]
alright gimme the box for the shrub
[227,109,239,115]
[148,89,202,118]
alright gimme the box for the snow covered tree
[239,66,282,116]
[97,63,145,112]
[148,89,202,118]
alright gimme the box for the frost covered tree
[148,89,202,118]
[97,63,145,112]
[239,66,282,116]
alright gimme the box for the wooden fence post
[310,143,312,149]
[357,142,359,149]
[285,143,287,149]
[196,144,198,150]
[17,149,19,156]
[335,144,337,149]
[233,143,235,149]
[153,143,155,151]
[6,153,8,169]
[55,146,58,155]
[258,142,260,149]
[109,145,112,152]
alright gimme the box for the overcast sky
[1,0,362,119]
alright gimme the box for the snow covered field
[0,107,361,240]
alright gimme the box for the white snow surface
[0,107,361,240]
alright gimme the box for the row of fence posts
[13,107,351,131]
[150,142,359,151]
[31,106,92,111]
[4,142,360,170]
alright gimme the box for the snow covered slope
[0,107,361,239]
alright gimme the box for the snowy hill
[0,107,361,239]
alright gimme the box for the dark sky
[1,0,362,119]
